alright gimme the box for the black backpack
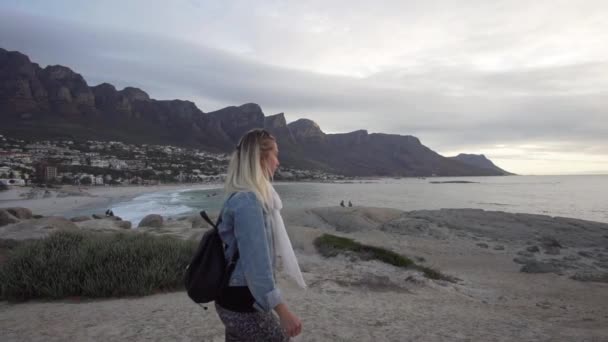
[184,210,240,307]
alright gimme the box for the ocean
[109,175,608,225]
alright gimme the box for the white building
[90,159,110,168]
[108,159,128,170]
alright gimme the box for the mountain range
[0,47,511,176]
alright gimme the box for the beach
[1,204,607,341]
[0,184,222,217]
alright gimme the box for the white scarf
[268,185,307,289]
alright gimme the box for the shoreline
[0,183,223,217]
[0,179,380,220]
[1,175,607,224]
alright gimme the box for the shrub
[0,230,198,301]
[314,233,454,282]
[314,234,414,267]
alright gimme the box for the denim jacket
[217,191,282,312]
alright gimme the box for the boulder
[92,214,104,219]
[4,207,33,219]
[70,216,92,222]
[0,209,20,227]
[0,217,78,240]
[138,214,164,228]
[116,220,132,229]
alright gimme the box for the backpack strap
[199,192,240,266]
[199,210,220,228]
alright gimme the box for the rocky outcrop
[0,209,20,227]
[138,214,164,228]
[206,103,266,143]
[0,216,78,240]
[70,216,92,222]
[39,65,96,115]
[264,113,296,145]
[0,49,49,115]
[288,118,326,143]
[4,207,33,220]
[119,87,150,101]
[448,154,514,175]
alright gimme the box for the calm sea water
[110,175,608,225]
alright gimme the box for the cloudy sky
[1,1,607,175]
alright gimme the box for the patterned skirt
[215,303,290,342]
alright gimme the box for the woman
[215,129,305,341]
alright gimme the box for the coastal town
[0,134,346,188]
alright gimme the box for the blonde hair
[224,129,277,210]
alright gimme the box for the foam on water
[111,190,198,226]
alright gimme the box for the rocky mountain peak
[264,113,287,129]
[288,118,326,142]
[42,65,81,81]
[0,48,37,77]
[238,103,263,114]
[119,87,150,101]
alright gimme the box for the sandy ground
[1,206,608,341]
[0,184,221,217]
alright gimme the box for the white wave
[111,191,196,227]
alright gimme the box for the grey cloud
[0,9,606,162]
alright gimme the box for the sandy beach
[0,184,222,217]
[1,204,607,341]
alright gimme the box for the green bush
[314,233,454,282]
[0,231,198,301]
[314,234,414,267]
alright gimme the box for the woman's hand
[275,303,302,337]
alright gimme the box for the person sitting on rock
[340,200,345,207]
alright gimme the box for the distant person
[348,200,353,207]
[215,129,304,340]
[340,200,345,207]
